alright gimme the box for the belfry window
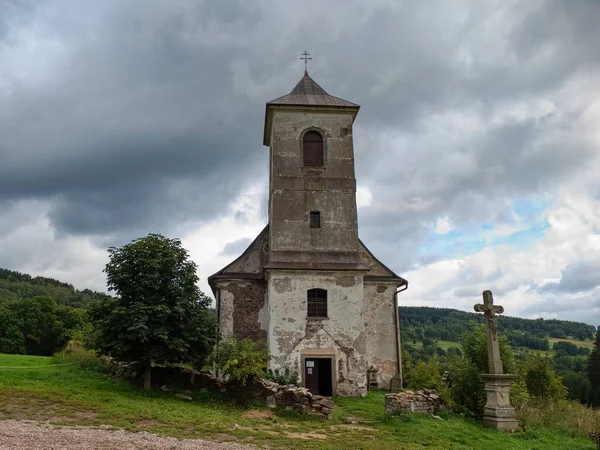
[307,288,327,318]
[303,131,324,166]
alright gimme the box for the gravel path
[0,420,255,450]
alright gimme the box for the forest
[399,306,599,406]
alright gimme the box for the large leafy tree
[89,234,215,390]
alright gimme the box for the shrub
[209,338,269,385]
[523,356,567,400]
[53,340,110,373]
[264,367,299,386]
[447,326,521,416]
[405,359,452,405]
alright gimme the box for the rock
[429,394,440,401]
[319,399,335,409]
[294,396,309,405]
[175,394,192,401]
[266,395,276,409]
[321,407,334,415]
[182,389,192,396]
[312,395,324,401]
[293,404,307,412]
[326,414,333,420]
[345,416,361,424]
[432,415,442,420]
[160,385,172,392]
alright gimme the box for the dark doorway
[304,358,333,396]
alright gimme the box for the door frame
[301,354,336,396]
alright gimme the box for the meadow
[0,354,597,449]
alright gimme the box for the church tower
[263,72,361,267]
[209,69,408,396]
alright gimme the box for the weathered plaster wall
[267,270,368,396]
[268,111,359,263]
[216,281,268,345]
[363,282,399,388]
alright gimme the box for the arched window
[303,131,324,166]
[307,288,327,318]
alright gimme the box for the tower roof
[264,72,359,145]
[267,72,358,107]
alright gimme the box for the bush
[447,326,521,417]
[405,359,452,405]
[264,367,299,386]
[523,356,567,400]
[209,338,269,385]
[53,340,110,373]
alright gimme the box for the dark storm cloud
[1,0,600,307]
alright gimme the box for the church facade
[209,72,408,396]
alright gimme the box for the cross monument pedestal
[474,290,519,432]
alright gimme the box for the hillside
[0,268,110,308]
[399,306,596,351]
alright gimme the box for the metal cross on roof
[300,51,312,74]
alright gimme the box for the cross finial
[300,51,312,75]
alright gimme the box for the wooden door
[305,358,319,395]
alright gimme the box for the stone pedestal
[481,374,519,431]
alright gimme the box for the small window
[310,211,321,228]
[307,288,327,318]
[303,131,324,166]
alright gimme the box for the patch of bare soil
[283,431,327,440]
[0,420,255,449]
[330,424,376,431]
[241,409,273,419]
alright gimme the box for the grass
[0,353,597,449]
[549,337,595,350]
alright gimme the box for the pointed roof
[267,72,358,107]
[264,72,359,145]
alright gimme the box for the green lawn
[0,354,595,449]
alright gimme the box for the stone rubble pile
[259,379,335,419]
[385,389,443,415]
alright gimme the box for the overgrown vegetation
[0,353,597,450]
[210,337,269,385]
[401,306,599,406]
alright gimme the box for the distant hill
[0,268,111,308]
[399,306,596,350]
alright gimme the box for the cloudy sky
[1,0,599,325]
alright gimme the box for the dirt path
[0,420,255,450]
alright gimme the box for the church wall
[363,282,400,388]
[266,270,368,396]
[268,110,360,263]
[216,280,268,345]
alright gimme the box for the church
[209,69,408,396]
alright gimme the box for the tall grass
[518,398,600,436]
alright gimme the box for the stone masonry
[385,389,443,415]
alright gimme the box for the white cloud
[434,217,453,234]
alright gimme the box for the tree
[89,234,215,390]
[588,326,600,396]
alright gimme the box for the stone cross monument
[474,290,519,431]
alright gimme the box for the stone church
[209,71,408,396]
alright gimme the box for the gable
[359,239,407,285]
[208,225,269,285]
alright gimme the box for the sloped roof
[267,72,358,107]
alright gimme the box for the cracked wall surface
[363,282,399,388]
[266,270,368,396]
[216,280,267,345]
